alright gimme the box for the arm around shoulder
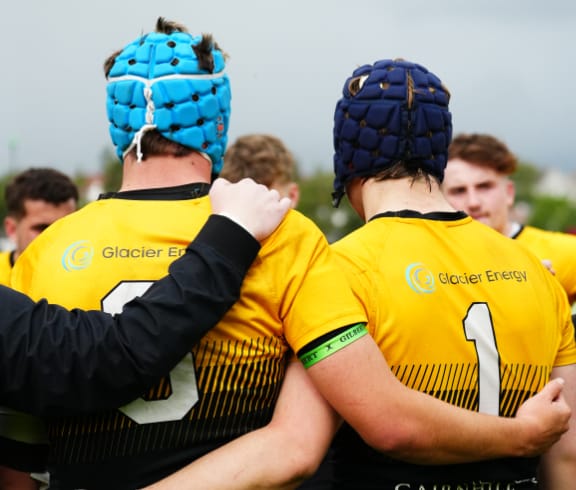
[305,333,571,464]
[143,361,340,490]
[0,215,260,415]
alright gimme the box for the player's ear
[4,216,17,243]
[505,178,515,207]
[287,182,300,209]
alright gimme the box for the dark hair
[5,168,79,219]
[371,160,439,188]
[122,130,198,161]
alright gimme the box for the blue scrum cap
[106,21,231,175]
[332,59,452,207]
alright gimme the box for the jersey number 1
[463,302,501,415]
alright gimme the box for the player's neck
[362,176,455,220]
[119,153,212,191]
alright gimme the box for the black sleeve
[0,215,259,416]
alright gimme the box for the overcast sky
[1,0,574,178]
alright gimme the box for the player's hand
[210,178,291,241]
[514,378,570,456]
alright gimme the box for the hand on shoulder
[210,178,291,241]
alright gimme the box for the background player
[0,167,78,286]
[221,134,300,208]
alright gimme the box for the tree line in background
[0,152,575,243]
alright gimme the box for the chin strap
[131,124,157,163]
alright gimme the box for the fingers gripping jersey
[10,188,365,488]
[330,211,576,487]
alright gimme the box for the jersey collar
[99,182,211,201]
[369,209,468,222]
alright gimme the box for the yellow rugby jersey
[330,210,576,487]
[0,250,13,286]
[11,184,365,489]
[513,224,576,304]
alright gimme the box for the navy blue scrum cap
[332,59,452,207]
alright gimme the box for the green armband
[299,323,368,369]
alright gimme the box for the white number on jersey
[463,302,501,415]
[102,281,200,424]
